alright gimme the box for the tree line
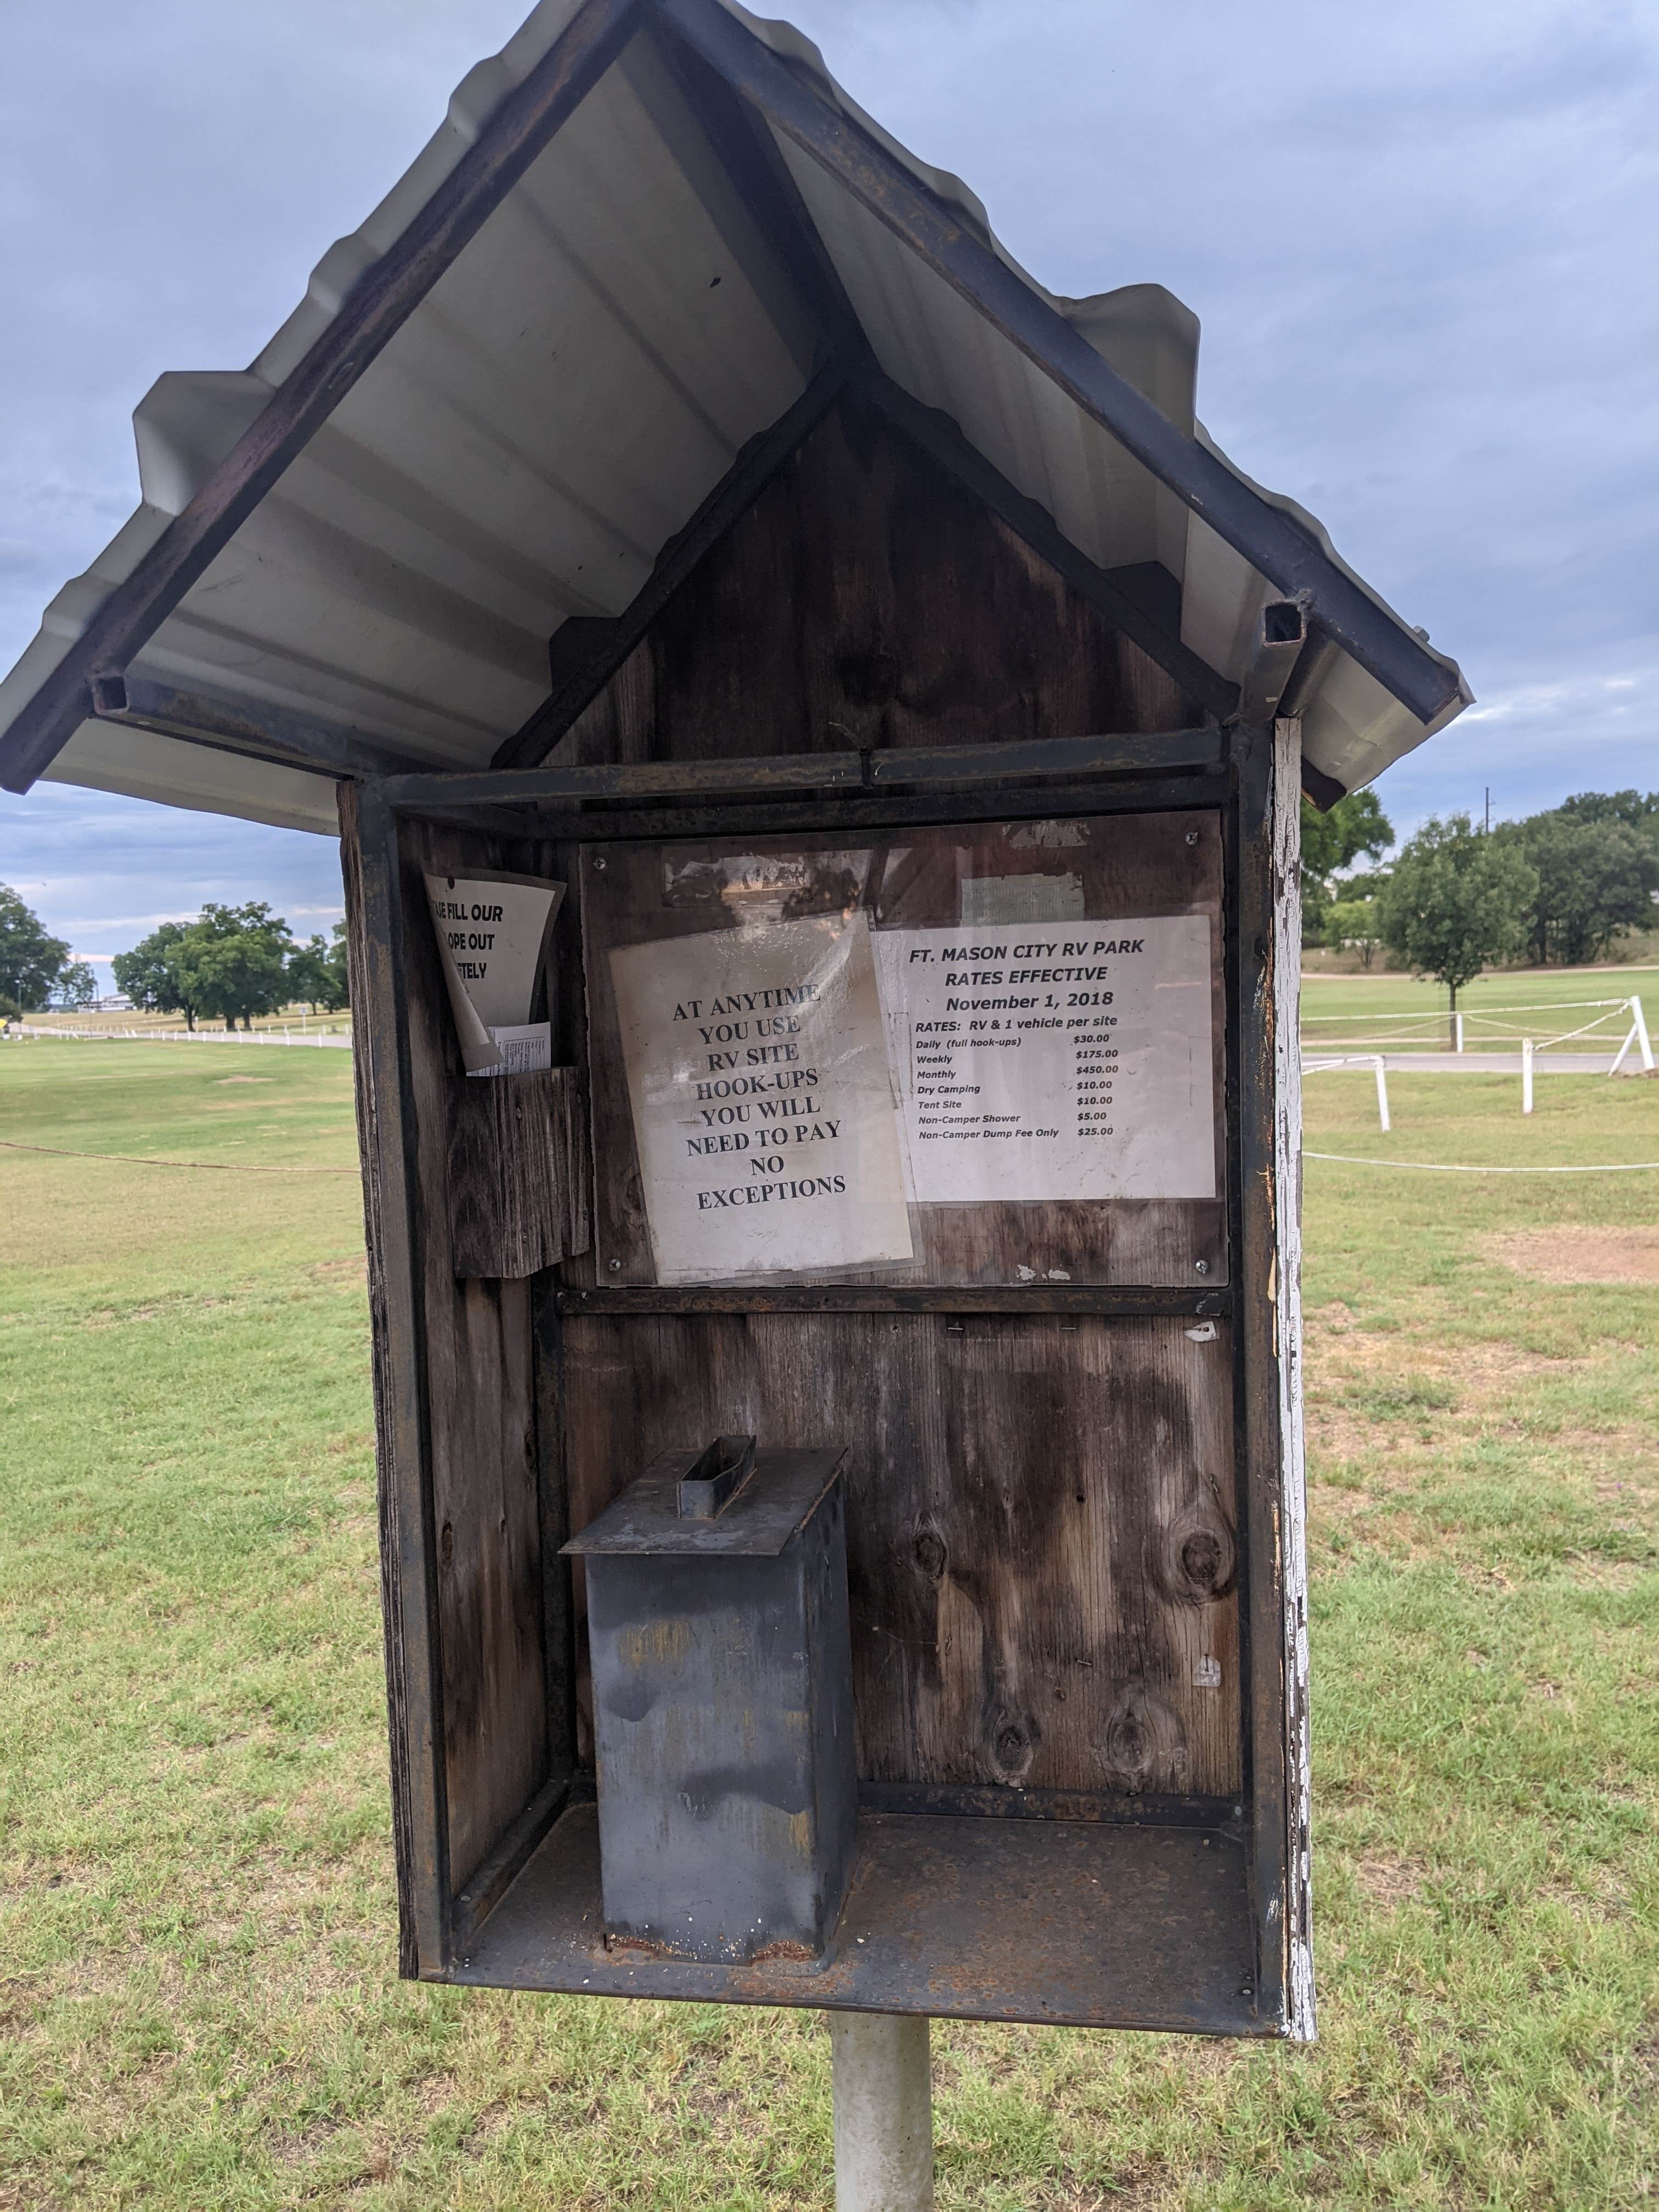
[0,886,348,1027]
[7,788,1654,1030]
[1302,787,1659,1011]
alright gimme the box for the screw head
[1185,829,1200,846]
[1194,1259,1210,1276]
[593,854,607,871]
[607,1258,622,1273]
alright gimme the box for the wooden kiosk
[0,0,1471,2141]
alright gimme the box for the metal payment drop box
[565,1438,856,1964]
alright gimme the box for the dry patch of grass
[1481,1224,1659,1284]
[1352,1857,1429,1909]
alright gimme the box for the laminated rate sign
[871,916,1216,1203]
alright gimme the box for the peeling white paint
[1193,1656,1222,1689]
[1273,717,1316,2044]
[1015,1264,1037,1282]
[1185,1319,1218,1342]
[1045,1268,1071,1282]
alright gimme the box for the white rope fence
[1303,994,1651,1119]
[1305,1152,1659,1173]
[1302,992,1652,1068]
[9,1022,351,1049]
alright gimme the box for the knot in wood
[912,1528,948,1582]
[984,1700,1040,1781]
[1155,1501,1237,1606]
[1097,1691,1187,1791]
[1181,1529,1226,1590]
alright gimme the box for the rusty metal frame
[88,670,432,781]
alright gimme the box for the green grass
[2,1039,1657,2208]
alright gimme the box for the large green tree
[173,903,294,1031]
[1554,788,1659,839]
[50,961,97,1011]
[112,919,201,1029]
[1379,815,1537,1042]
[1506,808,1659,965]
[285,921,349,1014]
[1301,789,1394,941]
[0,883,71,1017]
[1324,896,1384,970]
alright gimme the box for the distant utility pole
[1484,787,1491,834]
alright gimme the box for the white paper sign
[871,915,1216,1203]
[424,871,565,1076]
[609,911,913,1282]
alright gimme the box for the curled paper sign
[608,910,913,1283]
[424,870,565,1077]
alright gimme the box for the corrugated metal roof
[0,0,1468,834]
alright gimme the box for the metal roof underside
[0,0,1470,836]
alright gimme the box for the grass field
[2,1038,1656,2209]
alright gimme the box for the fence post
[1454,1011,1464,1054]
[830,2013,934,2211]
[1522,1036,1534,1115]
[1373,1057,1391,1133]
[1633,996,1654,1073]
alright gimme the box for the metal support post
[830,2012,934,2211]
[1521,1036,1534,1115]
[1373,1056,1391,1133]
[1454,1011,1464,1054]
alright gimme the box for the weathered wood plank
[447,1064,590,1280]
[377,726,1220,812]
[338,782,449,1975]
[855,371,1238,725]
[392,774,1231,853]
[393,815,575,1894]
[1233,718,1314,2039]
[549,395,1214,771]
[556,1285,1228,1317]
[1269,715,1314,2039]
[561,1312,1242,1801]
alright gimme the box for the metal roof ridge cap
[714,0,1008,266]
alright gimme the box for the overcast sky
[2,0,1654,984]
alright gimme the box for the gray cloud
[3,0,1654,975]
